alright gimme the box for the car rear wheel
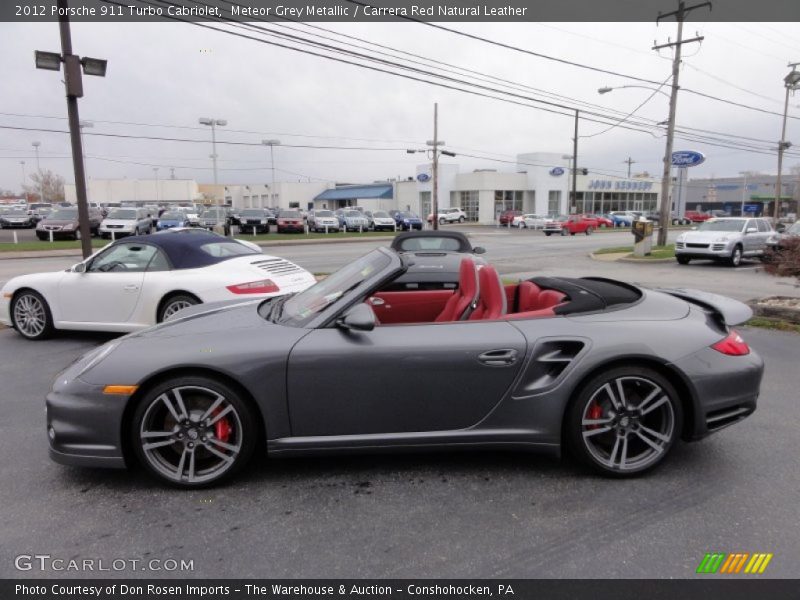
[439,217,446,225]
[566,367,682,476]
[545,232,552,236]
[11,290,54,340]
[158,293,200,323]
[131,378,257,487]
[459,216,465,223]
[728,245,743,267]
[560,228,568,236]
[518,222,526,229]
[676,256,691,265]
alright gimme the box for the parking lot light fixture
[34,50,62,71]
[774,65,800,221]
[262,139,281,208]
[80,57,107,77]
[199,117,227,204]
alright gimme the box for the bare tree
[23,169,65,203]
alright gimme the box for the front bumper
[1,221,34,228]
[37,229,77,239]
[672,345,764,440]
[675,240,735,258]
[46,375,128,469]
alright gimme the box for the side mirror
[745,227,758,234]
[776,223,786,233]
[473,246,486,254]
[73,262,87,273]
[337,303,375,332]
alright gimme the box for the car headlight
[63,223,74,230]
[714,236,729,242]
[261,219,267,224]
[73,341,120,380]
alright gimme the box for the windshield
[278,249,391,326]
[48,209,78,220]
[315,210,333,217]
[696,219,746,232]
[279,211,300,218]
[107,209,138,219]
[373,211,389,218]
[201,209,225,217]
[400,212,418,219]
[344,210,362,217]
[160,212,184,220]
[6,211,28,217]
[240,209,265,217]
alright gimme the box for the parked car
[36,206,103,240]
[308,209,340,233]
[498,210,523,226]
[198,207,231,236]
[671,213,692,226]
[371,210,397,232]
[276,210,305,233]
[99,207,153,239]
[394,211,424,231]
[39,246,764,487]
[156,210,191,232]
[0,209,36,229]
[427,207,467,224]
[1,230,316,341]
[339,209,370,231]
[516,214,549,229]
[766,221,800,251]
[607,211,637,227]
[362,210,376,230]
[684,210,712,223]
[237,209,272,234]
[543,215,597,236]
[581,214,613,228]
[675,217,777,266]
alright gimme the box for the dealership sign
[587,180,654,191]
[671,150,706,167]
[416,173,430,182]
[549,167,565,176]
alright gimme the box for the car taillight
[226,279,280,294]
[711,330,750,356]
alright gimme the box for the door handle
[367,296,386,306]
[123,284,139,291]
[478,349,518,366]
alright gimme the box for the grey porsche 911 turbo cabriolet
[46,247,763,487]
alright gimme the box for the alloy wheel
[13,293,47,338]
[160,296,198,322]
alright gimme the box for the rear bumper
[671,346,764,440]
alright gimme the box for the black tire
[676,256,691,265]
[10,289,54,341]
[439,217,446,225]
[565,366,683,477]
[586,226,594,236]
[459,216,465,223]
[130,376,257,488]
[518,222,526,229]
[545,232,552,236]
[561,228,568,236]
[74,229,81,241]
[728,245,743,267]
[158,293,200,323]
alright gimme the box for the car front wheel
[11,290,54,340]
[158,293,200,322]
[566,367,682,476]
[728,245,743,267]
[131,378,257,487]
[676,255,691,265]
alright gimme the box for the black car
[237,209,272,234]
[390,230,485,254]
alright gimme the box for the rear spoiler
[656,287,752,326]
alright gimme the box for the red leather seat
[538,289,567,309]
[516,281,541,311]
[434,257,479,322]
[469,266,507,320]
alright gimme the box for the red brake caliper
[587,402,603,430]
[212,408,232,443]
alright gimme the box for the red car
[543,215,598,236]
[581,214,613,228]
[276,210,305,233]
[684,211,712,223]
[498,210,523,226]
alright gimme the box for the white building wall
[517,152,571,215]
[66,179,200,204]
[394,180,418,213]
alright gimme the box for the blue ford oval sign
[416,173,431,182]
[550,167,565,176]
[671,150,705,167]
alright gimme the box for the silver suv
[428,207,467,224]
[675,217,777,266]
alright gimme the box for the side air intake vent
[516,340,586,394]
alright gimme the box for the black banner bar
[3,580,800,600]
[3,0,800,23]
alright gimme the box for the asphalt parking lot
[1,228,799,579]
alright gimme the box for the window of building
[456,190,479,221]
[547,190,561,217]
[419,191,431,217]
[494,190,523,213]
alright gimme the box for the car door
[741,219,758,255]
[57,242,156,324]
[755,219,772,254]
[287,320,527,437]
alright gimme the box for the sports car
[1,231,316,339]
[44,247,763,487]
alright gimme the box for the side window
[88,243,157,273]
[146,248,171,272]
[757,219,770,232]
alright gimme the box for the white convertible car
[0,230,316,340]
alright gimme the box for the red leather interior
[434,257,479,322]
[369,290,455,324]
[469,266,507,320]
[504,308,558,320]
[515,281,566,311]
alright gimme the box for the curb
[747,297,800,324]
[589,252,675,264]
[0,234,398,260]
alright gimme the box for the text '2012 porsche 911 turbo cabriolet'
[45,247,763,487]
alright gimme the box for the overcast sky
[1,18,799,193]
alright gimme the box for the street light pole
[262,139,281,209]
[571,109,579,214]
[199,117,227,206]
[32,141,43,202]
[153,167,159,204]
[774,65,800,221]
[427,103,444,231]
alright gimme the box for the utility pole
[32,142,43,202]
[774,62,800,221]
[571,110,579,213]
[623,156,636,179]
[428,103,443,231]
[653,0,711,246]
